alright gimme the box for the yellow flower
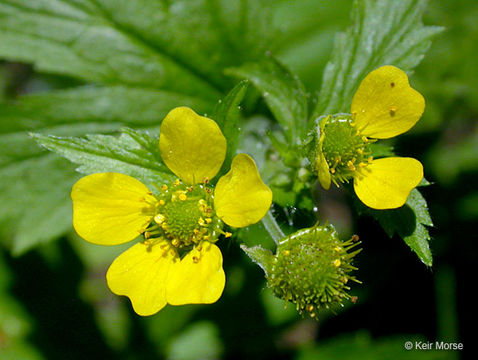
[316,66,424,209]
[71,107,272,316]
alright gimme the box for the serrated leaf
[240,244,274,277]
[0,86,213,254]
[0,0,220,99]
[32,128,175,187]
[213,80,249,175]
[361,189,433,266]
[225,55,308,144]
[311,0,443,119]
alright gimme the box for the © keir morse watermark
[404,341,464,351]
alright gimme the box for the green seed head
[144,180,224,248]
[267,224,361,317]
[319,115,372,184]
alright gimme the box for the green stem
[261,210,285,245]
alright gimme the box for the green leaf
[240,244,274,277]
[311,0,443,119]
[361,189,433,266]
[0,87,213,254]
[213,80,249,175]
[0,0,221,99]
[32,128,175,187]
[226,55,308,144]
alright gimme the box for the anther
[283,250,290,256]
[144,232,151,239]
[389,106,397,116]
[172,239,180,247]
[334,246,342,252]
[186,186,193,192]
[203,235,210,241]
[205,218,212,224]
[362,136,368,142]
[347,161,356,171]
[203,177,209,184]
[198,218,205,226]
[174,179,180,186]
[161,184,168,191]
[352,234,360,242]
[192,256,199,263]
[359,162,367,168]
[357,148,363,155]
[224,232,232,238]
[333,259,341,267]
[367,156,373,163]
[154,214,165,224]
[179,193,187,201]
[306,304,314,312]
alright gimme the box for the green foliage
[312,0,443,119]
[212,80,249,175]
[360,189,434,266]
[226,55,308,145]
[32,128,175,186]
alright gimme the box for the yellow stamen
[161,184,168,191]
[368,156,373,164]
[192,256,199,263]
[306,304,314,312]
[347,161,356,171]
[333,259,341,267]
[159,199,165,206]
[174,179,180,186]
[179,193,187,201]
[172,239,180,247]
[362,136,368,142]
[154,214,165,224]
[224,232,232,238]
[205,218,212,224]
[283,250,290,256]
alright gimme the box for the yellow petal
[71,173,155,245]
[106,241,178,316]
[166,242,225,305]
[159,107,227,184]
[353,157,423,209]
[351,66,425,139]
[214,154,272,228]
[316,117,331,190]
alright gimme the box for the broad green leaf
[212,80,249,175]
[361,189,433,266]
[226,55,308,144]
[0,0,220,99]
[311,0,443,119]
[32,128,175,187]
[0,87,213,254]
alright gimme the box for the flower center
[143,179,224,248]
[321,115,372,184]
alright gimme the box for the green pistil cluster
[321,115,373,185]
[267,225,361,318]
[142,179,227,249]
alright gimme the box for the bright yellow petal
[166,242,225,305]
[159,107,227,184]
[71,173,155,245]
[353,157,423,209]
[106,241,178,316]
[214,154,272,228]
[351,66,425,139]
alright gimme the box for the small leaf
[32,128,175,187]
[226,55,308,144]
[240,244,274,277]
[213,80,249,175]
[360,189,433,266]
[311,0,443,120]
